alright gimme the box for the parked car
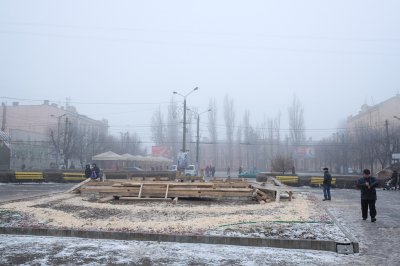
[184,165,198,176]
[169,165,178,171]
[239,169,261,179]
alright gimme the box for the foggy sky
[1,0,399,146]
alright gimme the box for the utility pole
[173,87,198,153]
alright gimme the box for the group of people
[205,165,216,177]
[322,167,378,223]
[85,163,100,180]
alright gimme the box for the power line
[0,96,170,105]
[1,21,399,43]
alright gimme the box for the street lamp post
[173,87,198,153]
[196,109,212,164]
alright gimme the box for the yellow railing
[276,175,299,184]
[15,172,44,180]
[311,176,337,186]
[63,172,87,181]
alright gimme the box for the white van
[184,165,197,176]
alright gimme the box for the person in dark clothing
[91,163,100,180]
[84,164,92,178]
[322,167,332,201]
[391,170,398,190]
[357,169,378,222]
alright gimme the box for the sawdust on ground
[0,192,330,235]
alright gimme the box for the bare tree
[151,106,165,145]
[166,99,179,161]
[207,98,218,166]
[243,110,250,168]
[271,155,293,174]
[288,94,305,144]
[224,95,236,168]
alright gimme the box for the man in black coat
[322,167,332,201]
[357,169,378,222]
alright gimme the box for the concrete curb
[324,207,359,253]
[0,226,350,253]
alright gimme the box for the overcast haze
[1,0,399,146]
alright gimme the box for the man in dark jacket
[91,163,100,180]
[84,164,92,178]
[322,167,332,201]
[357,169,378,222]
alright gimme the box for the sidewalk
[311,187,400,265]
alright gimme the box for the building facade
[0,101,108,170]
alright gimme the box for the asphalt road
[0,183,75,202]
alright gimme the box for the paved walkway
[311,187,400,265]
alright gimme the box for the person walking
[322,167,332,201]
[227,166,231,177]
[357,169,378,222]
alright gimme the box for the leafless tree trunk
[288,94,305,144]
[208,98,218,166]
[224,95,236,168]
[166,99,179,161]
[151,106,165,145]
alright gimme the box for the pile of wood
[78,179,254,201]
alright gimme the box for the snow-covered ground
[0,234,364,266]
[2,188,400,265]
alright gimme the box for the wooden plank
[165,184,169,198]
[138,184,143,198]
[67,178,92,193]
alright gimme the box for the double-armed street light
[173,87,198,153]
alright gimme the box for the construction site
[0,173,357,257]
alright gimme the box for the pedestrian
[227,166,231,177]
[322,167,332,201]
[91,163,100,180]
[239,166,243,175]
[211,166,216,177]
[206,165,210,177]
[391,170,398,190]
[357,169,378,222]
[84,164,92,178]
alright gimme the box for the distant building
[346,94,400,171]
[0,100,108,170]
[0,130,11,170]
[347,94,400,129]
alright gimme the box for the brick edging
[0,226,353,253]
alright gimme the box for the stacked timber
[80,179,253,201]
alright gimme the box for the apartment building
[0,101,108,170]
